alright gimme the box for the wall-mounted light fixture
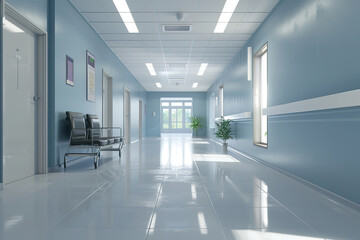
[248,47,252,81]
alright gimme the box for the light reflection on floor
[0,135,359,240]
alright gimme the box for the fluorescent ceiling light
[113,0,139,33]
[3,17,24,33]
[214,0,239,33]
[156,82,162,88]
[145,63,156,76]
[197,63,208,76]
[192,82,199,88]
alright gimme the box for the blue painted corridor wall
[207,0,360,204]
[53,0,147,168]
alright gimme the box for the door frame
[102,69,113,127]
[123,87,131,144]
[139,99,142,140]
[1,2,48,186]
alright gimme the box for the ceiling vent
[162,25,192,32]
[166,63,188,69]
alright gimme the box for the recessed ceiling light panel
[197,63,208,76]
[145,63,157,76]
[156,82,162,88]
[113,0,139,33]
[192,82,199,88]
[214,0,239,33]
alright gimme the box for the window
[162,108,169,129]
[218,86,224,117]
[184,102,192,107]
[160,98,193,133]
[171,102,183,107]
[209,94,216,129]
[253,43,268,147]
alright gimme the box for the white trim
[247,47,252,81]
[216,112,252,121]
[263,89,360,116]
[36,34,48,174]
[102,69,113,127]
[123,87,131,144]
[139,99,143,139]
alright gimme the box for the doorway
[139,100,143,140]
[161,98,192,134]
[102,70,113,128]
[2,5,48,184]
[123,88,131,144]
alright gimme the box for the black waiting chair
[64,111,124,169]
[86,114,124,154]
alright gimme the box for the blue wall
[207,0,360,204]
[0,0,147,175]
[146,92,207,137]
[52,0,147,168]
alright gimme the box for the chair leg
[94,152,100,169]
[94,156,98,169]
[64,156,67,169]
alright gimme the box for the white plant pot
[223,143,228,151]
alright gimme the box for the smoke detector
[176,13,184,21]
[169,78,185,87]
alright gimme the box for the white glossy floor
[1,135,360,240]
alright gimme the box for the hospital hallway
[0,134,359,240]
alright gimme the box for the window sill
[254,142,268,148]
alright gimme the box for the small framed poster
[86,51,96,102]
[66,55,74,86]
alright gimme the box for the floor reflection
[0,134,358,240]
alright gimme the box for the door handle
[33,96,40,101]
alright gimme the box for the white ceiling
[70,0,279,92]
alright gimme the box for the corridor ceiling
[70,0,279,91]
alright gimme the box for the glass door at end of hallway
[161,99,192,133]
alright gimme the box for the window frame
[253,43,268,148]
[160,98,193,133]
[218,85,224,117]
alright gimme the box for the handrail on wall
[263,89,360,116]
[215,112,252,122]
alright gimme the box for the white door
[124,89,131,144]
[139,100,142,139]
[102,74,112,127]
[3,16,37,184]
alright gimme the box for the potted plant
[215,116,233,150]
[189,116,202,137]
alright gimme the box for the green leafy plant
[215,117,233,143]
[189,116,203,137]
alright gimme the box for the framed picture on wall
[86,50,96,102]
[66,55,74,86]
